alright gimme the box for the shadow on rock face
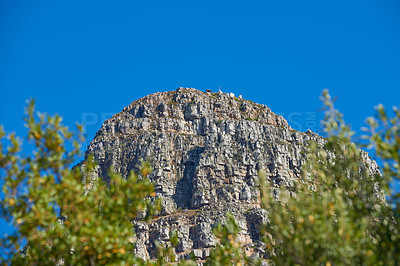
[173,146,204,209]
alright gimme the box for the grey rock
[82,88,380,261]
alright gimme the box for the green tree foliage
[261,90,400,265]
[0,100,157,265]
[363,103,400,206]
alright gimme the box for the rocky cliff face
[83,87,379,261]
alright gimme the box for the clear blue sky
[0,0,399,235]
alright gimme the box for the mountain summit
[84,87,378,261]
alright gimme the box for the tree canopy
[261,90,400,265]
[0,100,158,265]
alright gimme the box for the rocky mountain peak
[108,87,289,129]
[83,88,377,261]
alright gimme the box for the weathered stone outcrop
[83,87,379,261]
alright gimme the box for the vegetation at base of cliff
[260,90,400,265]
[1,90,400,265]
[0,100,159,265]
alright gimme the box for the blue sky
[0,0,399,235]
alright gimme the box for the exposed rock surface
[83,87,379,261]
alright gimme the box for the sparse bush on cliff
[205,213,260,266]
